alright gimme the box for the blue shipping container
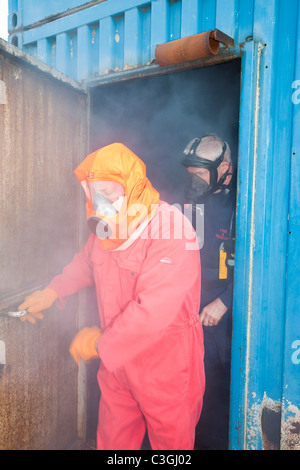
[7,0,300,450]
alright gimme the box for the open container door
[0,39,89,450]
[231,18,300,449]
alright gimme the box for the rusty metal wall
[0,44,88,450]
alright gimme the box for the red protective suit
[48,143,205,450]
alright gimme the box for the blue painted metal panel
[181,0,199,37]
[98,16,114,74]
[8,0,107,29]
[200,0,217,33]
[36,37,52,66]
[8,0,22,31]
[236,0,254,44]
[112,13,124,70]
[77,22,99,80]
[55,32,68,75]
[67,30,78,80]
[250,0,298,451]
[140,5,151,64]
[230,0,300,450]
[9,0,251,81]
[216,0,237,40]
[124,8,141,67]
[240,0,283,450]
[281,1,300,451]
[150,0,169,57]
[168,0,182,41]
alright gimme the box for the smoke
[88,63,241,447]
[90,59,241,205]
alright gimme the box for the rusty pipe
[155,29,234,67]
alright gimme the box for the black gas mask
[182,137,231,203]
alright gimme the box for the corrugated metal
[8,0,108,30]
[7,0,254,81]
[5,0,300,451]
[230,1,300,451]
[282,2,300,451]
[0,39,89,450]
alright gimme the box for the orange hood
[74,143,160,251]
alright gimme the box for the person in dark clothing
[182,134,236,450]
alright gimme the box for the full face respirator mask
[182,137,230,203]
[80,180,125,239]
[88,192,125,239]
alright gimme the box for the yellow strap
[219,249,228,279]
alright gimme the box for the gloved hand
[18,288,58,324]
[69,326,101,364]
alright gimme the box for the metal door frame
[229,39,264,450]
[230,26,299,449]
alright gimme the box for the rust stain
[261,397,281,450]
[281,401,300,450]
[247,393,300,450]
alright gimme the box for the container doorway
[87,59,241,450]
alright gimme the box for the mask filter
[88,194,124,239]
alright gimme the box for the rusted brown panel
[0,300,79,450]
[0,52,87,297]
[0,48,88,449]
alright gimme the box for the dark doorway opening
[87,58,241,449]
[91,60,240,204]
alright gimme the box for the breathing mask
[88,193,125,239]
[80,179,125,239]
[182,136,231,203]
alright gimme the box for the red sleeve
[97,219,200,372]
[47,235,95,308]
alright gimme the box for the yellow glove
[18,288,58,324]
[69,326,101,364]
